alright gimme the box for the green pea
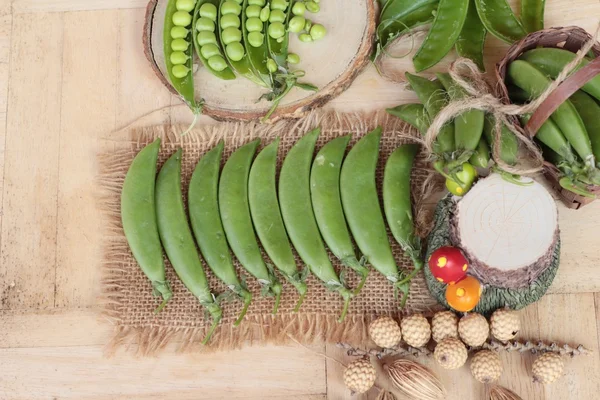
[176,0,195,12]
[207,55,228,71]
[287,53,300,64]
[246,5,262,18]
[171,38,190,51]
[226,42,245,61]
[260,6,270,21]
[172,11,192,27]
[271,0,289,11]
[171,26,189,39]
[220,14,240,29]
[277,37,284,43]
[247,31,265,47]
[299,33,312,42]
[249,0,266,5]
[197,31,217,46]
[268,22,285,39]
[269,10,286,23]
[267,58,278,73]
[304,19,312,32]
[313,0,319,2]
[199,3,218,20]
[222,27,242,44]
[288,16,305,33]
[170,51,189,65]
[221,1,242,15]
[305,1,319,12]
[292,1,306,15]
[201,43,221,59]
[246,17,263,32]
[309,23,326,40]
[231,0,243,3]
[196,17,215,32]
[172,64,190,78]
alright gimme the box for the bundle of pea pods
[122,128,423,343]
[375,0,546,72]
[164,0,325,119]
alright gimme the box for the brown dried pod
[489,385,523,400]
[376,389,396,400]
[385,359,446,400]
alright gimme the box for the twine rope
[422,24,600,175]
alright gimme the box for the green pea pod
[521,0,545,33]
[341,128,405,301]
[310,136,369,295]
[376,1,438,53]
[219,139,282,314]
[405,73,455,153]
[279,128,353,322]
[156,149,221,344]
[242,0,272,86]
[164,0,200,113]
[188,141,251,326]
[569,91,600,164]
[219,0,267,87]
[482,115,518,166]
[507,60,594,164]
[192,0,236,80]
[248,139,308,311]
[382,144,423,307]
[436,73,484,152]
[386,103,431,134]
[267,0,292,67]
[519,114,575,164]
[121,138,172,313]
[519,48,600,102]
[474,0,526,44]
[380,0,438,29]
[412,0,469,72]
[469,139,490,168]
[455,0,486,71]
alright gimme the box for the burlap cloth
[99,110,444,354]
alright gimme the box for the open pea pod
[219,0,267,87]
[266,0,292,67]
[193,0,236,80]
[242,0,272,86]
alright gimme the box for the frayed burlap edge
[98,109,444,356]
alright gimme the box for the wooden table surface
[1,0,599,399]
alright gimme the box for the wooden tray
[143,0,376,121]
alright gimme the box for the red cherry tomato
[428,246,468,284]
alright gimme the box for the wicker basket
[495,26,600,209]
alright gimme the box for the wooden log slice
[449,174,559,289]
[144,0,376,121]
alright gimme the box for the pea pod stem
[559,177,596,198]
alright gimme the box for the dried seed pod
[490,308,520,342]
[434,338,468,369]
[401,314,431,348]
[489,385,523,400]
[375,389,396,400]
[458,313,489,347]
[532,352,564,384]
[431,311,458,342]
[385,358,446,400]
[369,316,402,348]
[343,358,377,394]
[470,350,503,383]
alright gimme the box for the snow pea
[469,139,490,168]
[519,114,575,163]
[569,91,600,164]
[482,115,518,166]
[386,103,430,134]
[436,72,484,152]
[412,0,469,72]
[340,128,406,301]
[519,48,600,102]
[455,0,486,71]
[121,138,172,313]
[219,139,282,314]
[279,128,353,322]
[521,0,545,33]
[164,0,201,113]
[242,0,272,86]
[405,73,455,154]
[219,0,267,87]
[310,136,369,294]
[380,0,437,24]
[376,2,438,54]
[156,149,221,344]
[507,60,594,164]
[193,0,236,79]
[474,0,526,44]
[188,141,251,326]
[248,139,308,311]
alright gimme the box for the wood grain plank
[537,293,600,399]
[13,0,147,14]
[0,344,327,399]
[54,10,118,308]
[0,12,63,310]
